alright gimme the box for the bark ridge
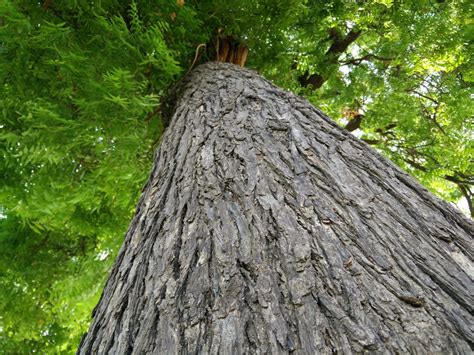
[79,62,474,354]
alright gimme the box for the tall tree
[79,62,473,354]
[0,1,472,351]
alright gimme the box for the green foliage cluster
[0,0,471,352]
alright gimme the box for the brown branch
[431,101,446,134]
[361,138,381,145]
[186,43,206,75]
[456,184,473,218]
[411,90,446,134]
[410,90,438,104]
[403,157,428,172]
[298,72,325,89]
[345,114,364,132]
[145,106,161,122]
[402,158,473,217]
[340,54,394,66]
[444,173,474,186]
[298,28,362,89]
[326,28,362,54]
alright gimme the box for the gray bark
[78,62,473,354]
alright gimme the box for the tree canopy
[0,0,472,352]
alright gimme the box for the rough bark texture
[78,62,473,354]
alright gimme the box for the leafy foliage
[0,0,471,352]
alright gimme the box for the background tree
[0,0,472,352]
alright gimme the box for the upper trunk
[78,62,473,354]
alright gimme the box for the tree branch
[402,158,473,217]
[456,183,473,218]
[298,28,362,89]
[410,90,446,134]
[410,90,438,104]
[340,54,394,66]
[345,114,364,132]
[326,28,362,54]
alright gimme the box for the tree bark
[78,62,473,354]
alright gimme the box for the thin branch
[410,90,438,104]
[431,101,446,134]
[412,91,446,134]
[145,106,161,122]
[339,54,393,66]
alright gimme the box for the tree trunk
[78,62,473,354]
